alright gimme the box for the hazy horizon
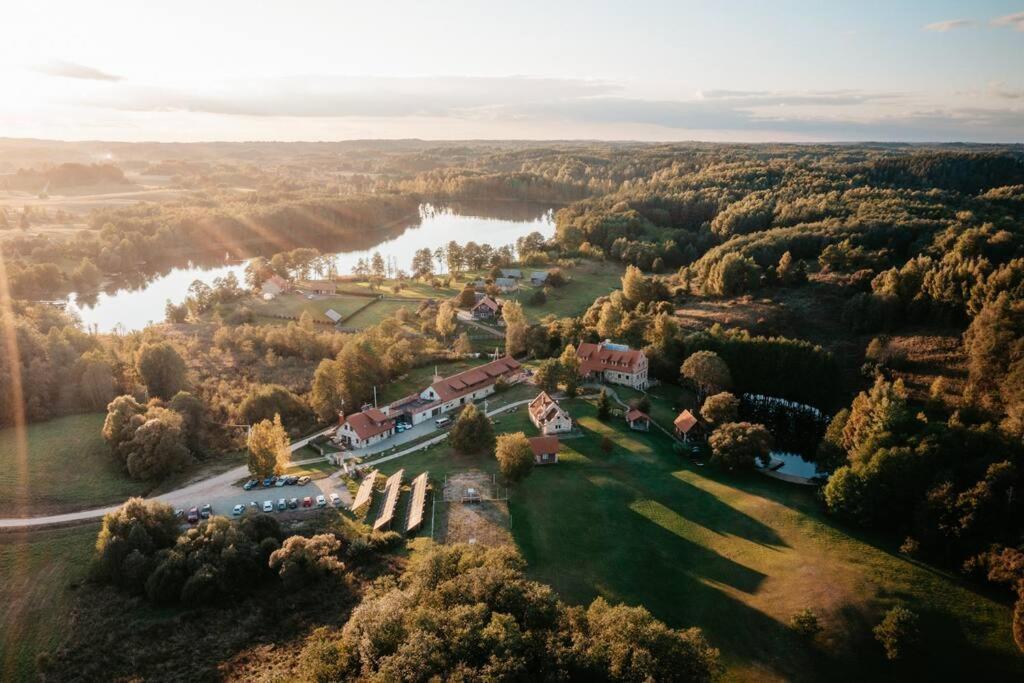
[3,1,1022,144]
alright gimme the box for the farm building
[471,295,502,319]
[528,392,573,435]
[528,435,560,465]
[625,408,651,431]
[673,409,700,440]
[337,408,395,449]
[577,340,649,390]
[260,274,288,297]
[530,271,548,285]
[500,268,523,279]
[417,356,523,416]
[494,277,518,292]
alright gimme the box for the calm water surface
[67,204,555,332]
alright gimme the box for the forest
[3,139,1024,679]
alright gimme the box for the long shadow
[571,419,788,548]
[511,469,840,681]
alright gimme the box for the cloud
[33,59,122,82]
[72,74,1024,142]
[922,19,975,32]
[991,11,1024,30]
[90,76,617,118]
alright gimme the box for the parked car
[329,493,341,507]
[275,477,287,487]
[287,476,299,485]
[288,497,298,509]
[277,498,287,511]
[249,501,259,510]
[262,477,274,487]
[435,416,452,428]
[174,509,184,519]
[302,496,313,508]
[200,504,212,519]
[262,500,274,512]
[187,507,199,523]
[243,479,257,490]
[297,476,311,486]
[232,504,245,516]
[316,495,327,508]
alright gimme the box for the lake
[66,202,555,333]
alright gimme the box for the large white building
[577,340,649,390]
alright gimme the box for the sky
[1,0,1022,143]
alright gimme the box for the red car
[302,496,313,508]
[186,506,199,524]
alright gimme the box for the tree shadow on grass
[512,470,842,681]
[571,418,789,549]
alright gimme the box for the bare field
[436,471,512,547]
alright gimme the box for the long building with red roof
[576,340,649,390]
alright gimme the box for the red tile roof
[673,410,698,433]
[625,408,650,423]
[528,435,560,457]
[528,391,565,424]
[429,357,521,403]
[344,409,395,441]
[576,342,646,375]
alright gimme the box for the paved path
[1,391,540,530]
[0,426,337,530]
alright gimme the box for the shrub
[873,605,921,660]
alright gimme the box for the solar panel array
[351,471,378,511]
[373,469,404,530]
[405,472,429,534]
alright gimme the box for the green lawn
[504,399,1023,681]
[342,279,459,300]
[381,396,1022,681]
[246,292,374,323]
[500,260,625,322]
[342,300,413,329]
[0,414,148,516]
[0,524,100,680]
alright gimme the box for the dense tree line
[298,543,721,682]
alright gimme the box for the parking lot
[177,470,353,524]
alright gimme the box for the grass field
[500,260,625,322]
[0,523,99,680]
[342,300,412,329]
[509,400,1022,681]
[246,292,374,323]
[0,414,148,516]
[380,397,1022,681]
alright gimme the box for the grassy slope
[507,400,1022,682]
[380,396,1021,681]
[0,524,99,680]
[0,414,147,516]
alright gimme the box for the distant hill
[1,162,131,192]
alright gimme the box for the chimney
[337,410,345,426]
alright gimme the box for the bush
[873,605,921,660]
[789,609,822,638]
[269,534,345,590]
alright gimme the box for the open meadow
[379,396,1023,682]
[0,414,147,516]
[0,524,99,680]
